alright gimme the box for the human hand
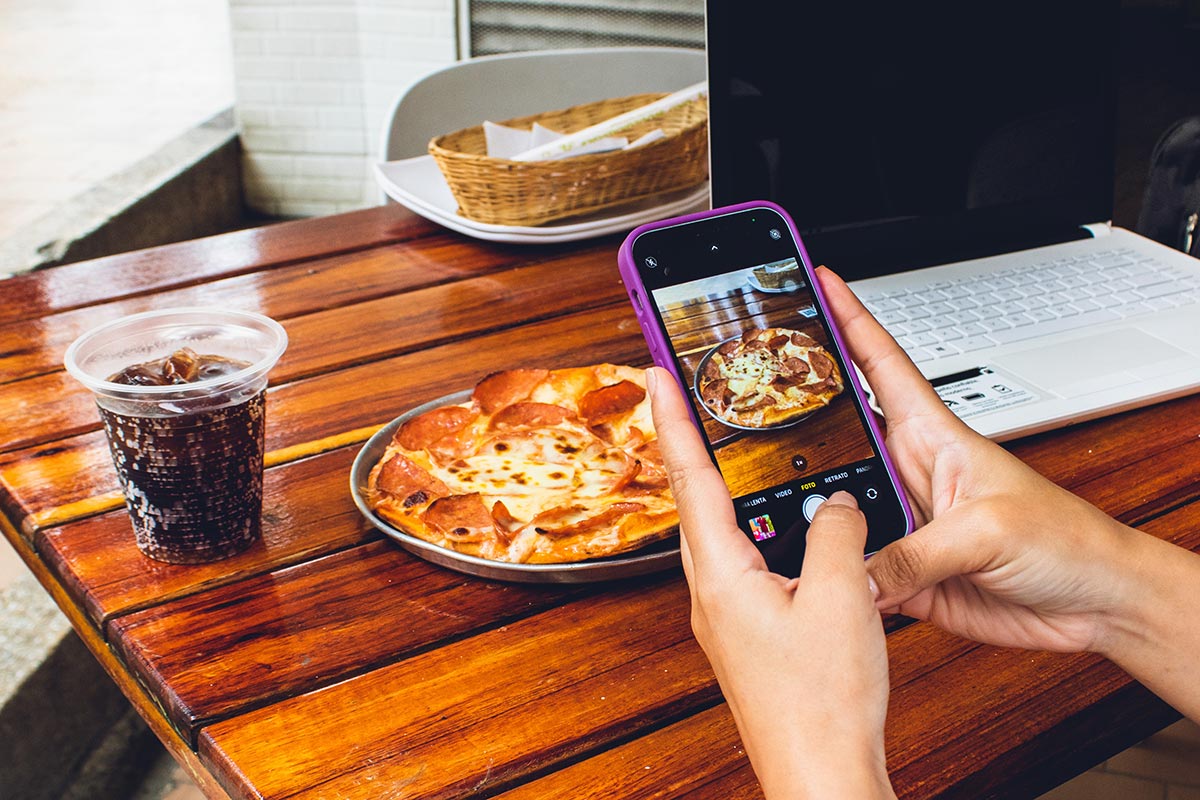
[646,366,895,800]
[815,266,1151,657]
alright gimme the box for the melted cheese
[368,365,679,564]
[449,455,574,496]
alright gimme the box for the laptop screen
[705,1,1119,280]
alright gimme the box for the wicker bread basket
[428,92,709,226]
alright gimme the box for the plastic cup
[64,308,288,564]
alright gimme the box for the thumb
[800,491,869,583]
[865,507,999,608]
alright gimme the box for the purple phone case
[617,199,916,538]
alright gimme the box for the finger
[865,506,999,608]
[645,367,762,578]
[814,266,953,429]
[800,491,869,583]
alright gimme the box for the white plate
[374,156,710,244]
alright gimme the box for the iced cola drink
[64,309,287,564]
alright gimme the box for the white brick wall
[228,0,457,218]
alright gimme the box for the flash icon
[644,257,658,268]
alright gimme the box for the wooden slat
[714,398,875,497]
[197,577,719,800]
[662,291,812,358]
[491,622,988,800]
[108,539,593,745]
[36,445,380,627]
[0,242,622,453]
[4,302,651,536]
[1005,391,1200,488]
[0,205,436,326]
[491,473,1200,800]
[491,634,1169,800]
[9,209,1200,800]
[0,232,532,384]
[491,704,761,800]
[201,494,1198,800]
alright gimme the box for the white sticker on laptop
[929,366,1039,420]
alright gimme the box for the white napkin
[482,120,662,161]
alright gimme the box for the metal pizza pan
[349,390,681,584]
[692,337,816,432]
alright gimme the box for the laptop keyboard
[854,248,1200,363]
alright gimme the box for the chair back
[379,46,707,162]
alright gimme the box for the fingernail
[644,367,658,393]
[867,574,880,601]
[826,490,859,508]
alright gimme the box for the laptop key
[1115,301,1154,318]
[1136,281,1187,299]
[955,322,989,336]
[987,309,1120,344]
[909,332,941,347]
[907,347,935,363]
[927,342,961,358]
[876,310,908,325]
[957,335,997,352]
[1125,271,1171,288]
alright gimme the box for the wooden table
[1,205,1195,799]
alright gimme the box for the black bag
[1137,114,1200,258]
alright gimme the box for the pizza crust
[697,327,845,428]
[366,365,678,563]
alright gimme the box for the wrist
[754,731,894,800]
[1092,526,1193,664]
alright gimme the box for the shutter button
[802,494,827,523]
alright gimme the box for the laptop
[704,0,1200,440]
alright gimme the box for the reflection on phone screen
[645,255,905,573]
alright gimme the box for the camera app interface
[644,248,904,572]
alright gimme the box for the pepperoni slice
[579,380,646,424]
[782,356,810,377]
[717,339,740,356]
[395,405,478,451]
[423,493,496,541]
[699,377,730,409]
[375,453,449,507]
[741,327,766,343]
[489,401,573,429]
[472,368,550,413]
[532,502,647,537]
[809,351,834,380]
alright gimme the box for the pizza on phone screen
[697,327,845,429]
[365,364,678,564]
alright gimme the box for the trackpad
[997,328,1196,398]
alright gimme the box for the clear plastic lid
[64,307,288,406]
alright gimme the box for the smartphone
[618,200,913,576]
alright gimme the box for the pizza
[696,327,845,429]
[365,364,678,564]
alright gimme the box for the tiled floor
[0,0,234,246]
[130,753,206,800]
[1040,718,1200,800]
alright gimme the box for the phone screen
[626,205,910,574]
